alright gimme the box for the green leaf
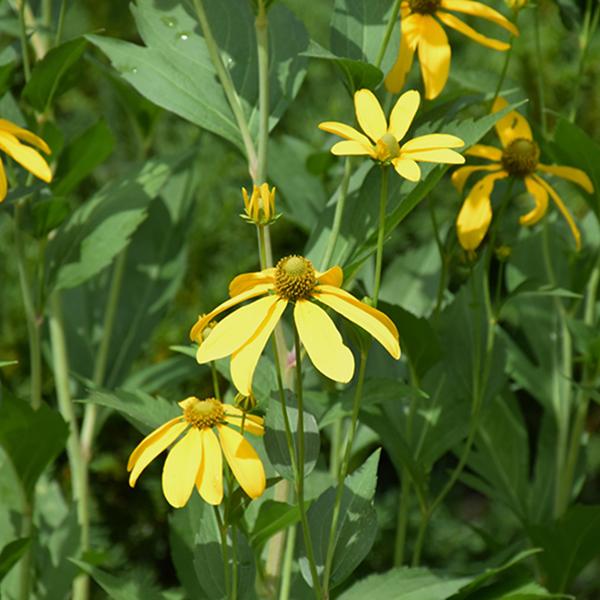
[301,449,380,588]
[30,197,70,238]
[0,538,29,583]
[22,37,87,111]
[0,395,68,499]
[250,500,300,548]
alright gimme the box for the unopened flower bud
[241,183,278,225]
[234,392,257,412]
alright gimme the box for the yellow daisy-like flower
[385,0,519,100]
[127,397,266,508]
[318,88,465,182]
[0,118,52,202]
[190,256,401,396]
[453,98,594,251]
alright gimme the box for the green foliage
[0,538,29,583]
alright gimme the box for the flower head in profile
[385,1,519,99]
[318,88,464,182]
[0,119,52,202]
[241,183,277,225]
[190,256,401,395]
[127,397,266,508]
[453,98,594,251]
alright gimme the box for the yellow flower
[318,88,465,182]
[453,98,594,251]
[385,1,519,100]
[0,118,52,202]
[505,0,527,9]
[127,397,266,508]
[242,183,277,225]
[190,256,401,395]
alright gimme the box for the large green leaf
[250,499,300,548]
[0,539,29,583]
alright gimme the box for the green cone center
[376,133,401,162]
[501,138,539,177]
[275,255,317,301]
[182,397,224,429]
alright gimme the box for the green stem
[534,7,548,136]
[278,524,296,600]
[214,506,232,599]
[17,0,31,81]
[429,197,447,316]
[17,499,33,600]
[255,0,269,184]
[490,40,514,110]
[393,475,411,566]
[373,167,389,306]
[54,0,68,46]
[210,361,221,400]
[374,0,401,70]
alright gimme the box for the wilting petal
[319,121,374,150]
[401,148,465,164]
[440,0,519,36]
[294,299,354,383]
[316,265,343,288]
[230,298,287,396]
[0,131,52,182]
[218,425,266,499]
[537,164,594,194]
[0,119,51,154]
[534,175,581,250]
[392,158,421,181]
[197,295,279,363]
[315,286,401,359]
[436,12,510,51]
[493,97,532,146]
[466,144,503,161]
[521,176,549,225]
[331,140,374,156]
[401,134,464,151]
[229,269,276,296]
[354,89,387,142]
[385,15,420,94]
[418,16,451,100]
[451,164,503,194]
[162,428,203,508]
[388,90,420,141]
[0,160,6,202]
[224,406,264,436]
[195,428,223,505]
[456,171,507,250]
[128,419,187,487]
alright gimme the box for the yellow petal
[392,158,421,181]
[229,269,276,296]
[293,299,354,383]
[195,428,223,505]
[387,90,420,141]
[537,164,594,194]
[318,121,374,151]
[217,425,266,499]
[384,15,419,94]
[197,295,279,363]
[401,133,464,151]
[331,140,373,156]
[401,148,465,164]
[0,160,7,202]
[0,119,51,154]
[451,164,503,194]
[520,175,548,226]
[534,175,581,250]
[440,0,519,37]
[128,419,187,487]
[162,428,203,508]
[315,286,401,359]
[189,283,271,342]
[493,97,532,146]
[354,89,387,142]
[223,406,265,436]
[466,144,503,161]
[418,16,451,100]
[0,131,52,183]
[316,265,343,288]
[436,12,510,51]
[230,298,287,396]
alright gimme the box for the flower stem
[534,7,548,136]
[373,166,389,306]
[429,197,447,316]
[214,506,232,599]
[54,0,68,46]
[374,0,401,70]
[17,0,31,81]
[210,361,221,400]
[278,523,296,600]
[255,0,269,184]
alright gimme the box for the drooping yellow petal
[316,265,343,288]
[0,131,52,183]
[189,284,272,342]
[537,164,594,194]
[440,0,519,37]
[223,406,265,436]
[418,16,451,100]
[318,121,375,151]
[451,164,503,194]
[534,175,581,250]
[456,171,507,250]
[294,299,354,383]
[391,158,421,181]
[388,90,420,141]
[331,140,374,156]
[0,160,7,202]
[384,15,420,94]
[217,425,266,499]
[128,419,187,487]
[195,428,223,505]
[0,119,51,154]
[493,97,532,147]
[354,89,387,143]
[521,175,549,226]
[401,134,464,151]
[229,269,276,297]
[436,12,510,51]
[466,144,503,162]
[197,295,279,364]
[162,428,203,508]
[401,148,465,164]
[230,297,287,396]
[315,286,401,359]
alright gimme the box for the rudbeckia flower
[318,88,464,182]
[127,397,266,508]
[190,256,401,395]
[0,118,52,202]
[385,1,519,100]
[453,98,594,251]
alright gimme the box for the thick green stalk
[373,167,389,305]
[278,524,296,600]
[374,0,401,70]
[255,1,269,184]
